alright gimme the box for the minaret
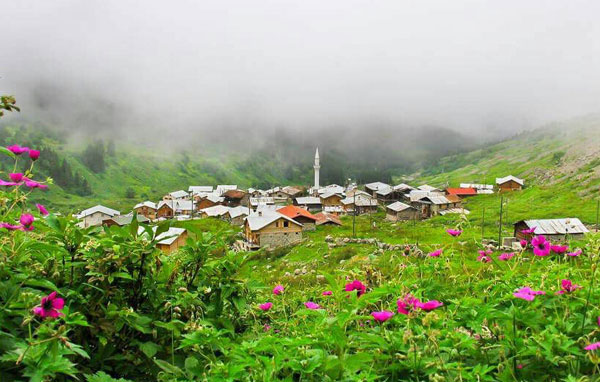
[314,147,320,191]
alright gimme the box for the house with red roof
[277,205,318,231]
[446,187,477,197]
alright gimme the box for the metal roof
[365,182,390,191]
[188,186,213,194]
[246,211,302,231]
[518,218,588,235]
[200,205,230,217]
[386,201,413,212]
[250,196,275,206]
[169,190,189,199]
[295,196,321,205]
[496,175,524,186]
[216,185,238,195]
[417,184,441,192]
[227,206,250,219]
[134,201,157,210]
[77,205,120,218]
[393,183,415,192]
[104,214,150,226]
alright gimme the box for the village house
[320,191,344,208]
[412,194,454,218]
[277,205,318,231]
[446,187,477,197]
[195,194,225,210]
[514,218,589,241]
[156,227,188,254]
[417,185,444,194]
[317,184,346,196]
[281,186,304,199]
[341,194,378,215]
[102,214,150,227]
[323,205,345,215]
[216,185,238,196]
[199,205,230,218]
[385,201,419,222]
[76,205,120,228]
[294,196,322,212]
[496,175,524,192]
[133,201,158,220]
[223,189,248,207]
[314,212,343,226]
[162,190,189,201]
[188,186,213,198]
[244,210,303,249]
[157,200,194,219]
[224,206,250,226]
[365,182,391,198]
[250,196,275,210]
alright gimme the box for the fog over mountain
[1,1,600,146]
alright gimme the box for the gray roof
[216,185,237,195]
[496,175,524,186]
[386,201,413,212]
[77,205,120,218]
[393,183,415,192]
[158,200,194,212]
[341,194,378,207]
[295,196,322,205]
[189,186,213,194]
[317,184,345,195]
[137,226,187,245]
[419,195,451,205]
[518,218,588,235]
[200,205,230,217]
[204,194,225,203]
[134,201,157,210]
[246,211,302,231]
[320,191,343,199]
[104,214,150,226]
[227,206,250,219]
[365,182,390,191]
[250,196,274,206]
[417,184,441,192]
[375,186,394,196]
[169,190,189,199]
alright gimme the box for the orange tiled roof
[277,205,317,221]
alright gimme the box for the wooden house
[320,192,343,208]
[277,205,318,231]
[199,205,230,219]
[294,196,322,212]
[365,182,391,198]
[314,212,342,226]
[102,214,149,227]
[76,205,120,228]
[496,176,524,192]
[244,211,303,249]
[156,227,188,254]
[195,194,225,210]
[162,190,189,201]
[224,206,250,226]
[223,189,248,207]
[386,201,419,222]
[157,200,194,219]
[340,194,378,215]
[133,201,158,220]
[514,218,588,241]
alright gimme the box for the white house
[76,205,120,228]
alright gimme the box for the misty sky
[1,0,600,140]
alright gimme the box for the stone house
[76,205,120,228]
[385,201,419,222]
[514,218,588,241]
[244,211,303,249]
[277,205,318,231]
[133,201,158,220]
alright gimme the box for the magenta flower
[477,253,492,263]
[304,301,321,310]
[556,279,581,295]
[513,286,545,301]
[344,280,366,297]
[9,173,24,182]
[397,294,420,315]
[567,250,582,257]
[322,291,333,296]
[36,204,49,216]
[372,311,394,322]
[416,300,443,311]
[19,213,34,227]
[428,249,442,257]
[531,235,551,257]
[585,342,600,351]
[263,324,271,332]
[520,226,537,234]
[498,252,515,261]
[273,284,284,295]
[32,292,65,319]
[446,229,462,237]
[478,249,493,256]
[24,180,48,190]
[29,149,40,161]
[1,223,22,230]
[519,239,528,248]
[6,145,29,155]
[551,245,569,254]
[0,179,20,186]
[258,302,273,311]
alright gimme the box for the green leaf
[139,341,161,358]
[153,359,184,377]
[0,146,15,159]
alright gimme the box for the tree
[125,187,136,199]
[82,140,106,173]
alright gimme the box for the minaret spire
[314,147,320,191]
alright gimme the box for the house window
[284,221,289,227]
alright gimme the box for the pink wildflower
[28,149,40,161]
[531,235,551,257]
[36,204,49,216]
[416,300,443,311]
[567,250,582,257]
[272,284,284,295]
[498,252,514,261]
[428,249,442,257]
[519,239,528,248]
[32,292,65,319]
[371,311,394,322]
[551,244,569,254]
[6,145,29,155]
[585,342,600,351]
[344,280,366,297]
[446,229,462,237]
[322,291,333,296]
[304,301,320,310]
[477,253,492,263]
[520,226,537,234]
[263,324,271,332]
[24,180,48,190]
[1,223,22,230]
[397,294,420,315]
[513,286,545,301]
[20,213,34,227]
[9,173,24,182]
[258,302,273,311]
[0,179,20,186]
[556,279,581,295]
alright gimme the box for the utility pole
[352,184,356,238]
[481,206,485,240]
[498,196,504,248]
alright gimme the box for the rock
[294,268,301,275]
[284,272,291,277]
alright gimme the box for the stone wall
[261,231,302,249]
